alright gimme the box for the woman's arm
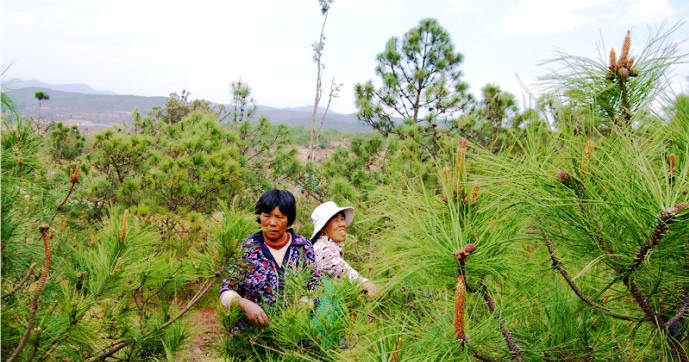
[219,239,271,325]
[315,241,368,284]
[219,290,269,325]
[219,243,249,302]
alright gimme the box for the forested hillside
[2,18,688,362]
[2,86,370,132]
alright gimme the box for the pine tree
[355,18,473,159]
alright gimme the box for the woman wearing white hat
[310,201,378,295]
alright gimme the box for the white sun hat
[310,201,355,240]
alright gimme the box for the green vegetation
[1,64,19,122]
[2,19,688,362]
[355,18,473,159]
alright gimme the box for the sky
[2,0,689,115]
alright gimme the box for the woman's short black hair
[255,189,297,227]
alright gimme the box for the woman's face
[260,207,289,244]
[324,212,347,243]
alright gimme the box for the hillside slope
[3,86,371,132]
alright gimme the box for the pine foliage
[2,19,688,362]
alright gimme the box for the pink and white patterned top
[313,234,368,284]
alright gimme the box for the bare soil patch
[176,307,225,361]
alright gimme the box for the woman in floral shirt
[310,201,378,295]
[219,189,319,333]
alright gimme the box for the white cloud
[494,0,682,38]
[496,0,615,36]
[357,3,409,14]
[3,10,37,26]
[444,0,482,15]
[614,0,677,26]
[3,0,687,114]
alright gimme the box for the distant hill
[4,87,169,125]
[3,78,117,95]
[2,80,371,132]
[254,106,369,133]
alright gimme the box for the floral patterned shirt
[313,234,368,284]
[220,229,320,308]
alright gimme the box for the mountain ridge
[3,78,118,95]
[2,80,370,132]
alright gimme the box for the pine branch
[622,204,685,278]
[556,169,615,256]
[452,245,523,361]
[7,225,52,362]
[499,319,524,362]
[542,228,641,321]
[475,281,525,362]
[109,154,125,184]
[623,277,661,324]
[665,297,689,362]
[87,273,219,361]
[469,352,499,362]
[617,204,687,327]
[666,296,689,330]
[1,262,36,299]
[591,204,687,316]
[669,339,689,362]
[56,162,81,211]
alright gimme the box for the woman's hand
[362,281,380,296]
[298,296,315,308]
[240,298,269,326]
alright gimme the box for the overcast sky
[2,0,688,114]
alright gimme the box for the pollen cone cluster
[454,274,466,340]
[608,30,638,78]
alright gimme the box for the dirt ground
[176,307,225,361]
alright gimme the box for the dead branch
[2,262,37,299]
[7,224,52,362]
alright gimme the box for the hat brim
[310,206,354,241]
